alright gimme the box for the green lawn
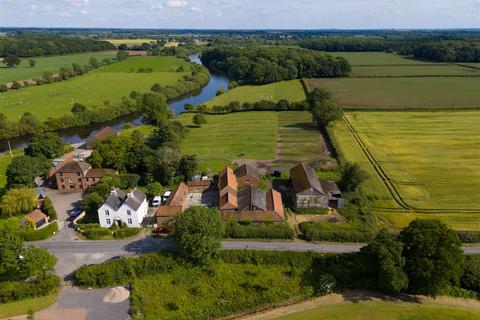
[0,150,22,188]
[0,292,58,319]
[327,52,437,65]
[205,80,306,108]
[350,65,479,77]
[329,110,480,230]
[0,51,116,84]
[178,112,278,173]
[307,77,480,109]
[0,56,189,121]
[275,300,480,320]
[177,111,324,173]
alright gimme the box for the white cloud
[166,0,188,8]
[65,0,90,7]
[150,3,165,10]
[30,4,38,10]
[190,6,202,12]
[58,12,72,17]
[80,9,88,14]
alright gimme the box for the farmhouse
[218,167,285,223]
[54,161,116,193]
[98,188,148,228]
[290,163,343,208]
[156,183,189,226]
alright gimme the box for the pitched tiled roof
[103,187,146,211]
[218,167,237,193]
[58,161,91,174]
[290,163,324,195]
[320,180,342,196]
[266,188,285,218]
[104,188,127,210]
[85,168,117,178]
[24,209,48,223]
[237,185,267,211]
[234,164,259,179]
[156,205,182,217]
[166,183,188,207]
[219,191,238,210]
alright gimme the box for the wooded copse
[201,46,351,85]
[300,37,480,62]
[0,34,115,58]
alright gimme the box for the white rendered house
[98,188,148,228]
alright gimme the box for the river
[0,54,229,151]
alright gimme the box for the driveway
[45,189,84,242]
[5,286,130,320]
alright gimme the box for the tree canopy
[201,46,350,85]
[6,155,50,188]
[173,206,224,265]
[0,188,36,218]
[400,219,464,296]
[24,132,65,159]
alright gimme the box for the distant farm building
[290,163,343,209]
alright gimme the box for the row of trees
[0,34,115,58]
[300,37,480,62]
[201,46,351,85]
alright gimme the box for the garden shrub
[457,231,480,243]
[224,223,294,240]
[0,275,60,303]
[42,197,57,220]
[83,228,111,240]
[20,221,58,241]
[299,221,375,242]
[113,227,141,239]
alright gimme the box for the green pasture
[275,300,480,320]
[205,80,306,107]
[307,77,480,109]
[350,64,479,77]
[178,111,323,173]
[178,112,278,172]
[0,56,189,121]
[0,51,116,84]
[96,56,190,73]
[328,52,434,65]
[330,110,480,230]
[105,38,156,46]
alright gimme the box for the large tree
[24,132,65,159]
[4,54,21,67]
[0,231,23,279]
[173,206,224,265]
[140,92,173,126]
[339,162,368,192]
[400,219,464,296]
[22,247,57,278]
[0,188,37,218]
[310,99,343,127]
[6,155,51,188]
[359,230,408,293]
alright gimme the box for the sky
[0,0,479,29]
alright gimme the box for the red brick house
[55,161,116,193]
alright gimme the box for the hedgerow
[224,223,294,240]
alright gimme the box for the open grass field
[275,300,480,320]
[0,51,116,84]
[0,292,58,319]
[350,64,480,77]
[0,56,189,121]
[105,38,156,46]
[307,77,480,109]
[179,112,278,172]
[205,80,306,108]
[178,111,324,173]
[327,52,436,65]
[329,110,480,230]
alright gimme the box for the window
[127,218,133,224]
[106,219,111,225]
[127,210,131,216]
[61,185,65,189]
[105,210,110,216]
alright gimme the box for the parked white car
[162,191,172,204]
[152,196,162,207]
